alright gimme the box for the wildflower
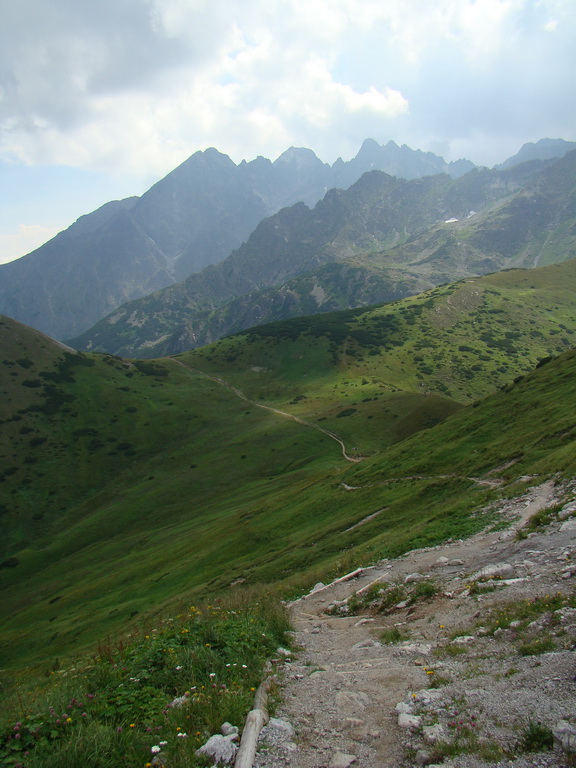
[82,713,88,718]
[175,665,182,671]
[151,746,161,754]
[117,726,123,733]
[177,732,188,738]
[66,717,73,723]
[439,624,445,629]
[129,723,136,728]
[159,740,168,746]
[176,727,181,732]
[209,672,216,678]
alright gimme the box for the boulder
[398,713,422,729]
[553,720,576,752]
[423,724,447,744]
[196,734,238,765]
[328,752,357,768]
[221,722,239,738]
[471,563,514,581]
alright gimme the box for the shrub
[517,720,554,752]
[381,627,410,644]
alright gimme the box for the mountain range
[0,139,476,340]
[69,147,576,357]
[1,137,573,345]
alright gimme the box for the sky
[1,0,575,264]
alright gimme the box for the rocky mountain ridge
[0,140,476,340]
[69,150,576,358]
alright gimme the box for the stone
[266,718,295,739]
[553,719,576,752]
[352,639,381,649]
[335,691,370,713]
[405,572,426,582]
[398,642,433,654]
[398,713,422,729]
[168,694,188,708]
[413,689,443,704]
[220,722,239,737]
[310,582,325,593]
[196,734,237,765]
[395,702,413,714]
[415,749,433,765]
[560,519,576,532]
[449,559,464,566]
[277,647,292,657]
[452,635,475,644]
[471,563,514,581]
[423,724,447,744]
[328,752,357,768]
[559,503,576,519]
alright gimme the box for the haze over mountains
[0,137,573,346]
[70,146,576,358]
[0,139,475,341]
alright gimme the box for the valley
[1,141,576,766]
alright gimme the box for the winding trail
[168,358,362,463]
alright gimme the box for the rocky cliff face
[0,141,475,340]
[69,154,574,358]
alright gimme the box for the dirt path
[168,358,361,462]
[255,479,576,768]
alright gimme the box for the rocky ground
[253,478,576,768]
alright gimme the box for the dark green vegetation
[2,258,576,702]
[70,149,576,358]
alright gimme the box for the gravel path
[255,479,576,768]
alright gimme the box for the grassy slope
[185,260,576,454]
[2,260,576,677]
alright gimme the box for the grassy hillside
[2,260,576,682]
[185,260,576,454]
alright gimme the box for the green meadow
[2,259,576,690]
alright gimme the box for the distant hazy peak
[273,146,325,167]
[496,138,576,170]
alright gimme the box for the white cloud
[0,0,574,194]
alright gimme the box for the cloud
[0,0,574,178]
